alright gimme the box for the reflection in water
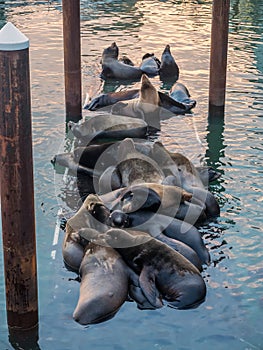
[81,0,143,34]
[231,0,263,34]
[9,326,41,350]
[205,113,226,170]
[230,0,263,75]
[205,112,226,203]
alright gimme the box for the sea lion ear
[182,190,192,202]
[139,267,163,309]
[117,138,136,161]
[87,201,95,211]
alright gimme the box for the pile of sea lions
[52,42,221,326]
[84,42,196,116]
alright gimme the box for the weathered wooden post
[62,0,82,122]
[208,0,230,118]
[0,22,38,332]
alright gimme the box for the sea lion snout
[50,155,56,165]
[109,210,129,228]
[67,121,75,130]
[67,121,83,139]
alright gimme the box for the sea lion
[97,182,194,219]
[100,42,142,80]
[169,82,196,111]
[73,142,115,169]
[51,152,99,177]
[139,53,160,77]
[195,166,222,184]
[75,228,162,311]
[109,209,210,265]
[80,228,207,310]
[111,74,161,131]
[74,141,219,187]
[109,182,207,225]
[168,152,220,218]
[73,242,129,325]
[147,143,220,218]
[159,44,179,82]
[83,89,139,111]
[85,88,188,114]
[98,138,176,194]
[51,139,154,186]
[84,84,192,116]
[119,55,135,66]
[152,233,203,271]
[62,194,110,272]
[68,114,148,144]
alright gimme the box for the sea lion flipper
[117,138,136,161]
[78,228,101,242]
[158,91,186,110]
[139,266,163,309]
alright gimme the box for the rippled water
[0,0,263,349]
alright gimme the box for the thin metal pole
[208,0,230,117]
[0,22,38,330]
[62,0,82,122]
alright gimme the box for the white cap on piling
[0,22,29,51]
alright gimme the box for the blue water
[0,0,263,349]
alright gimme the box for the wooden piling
[62,0,82,122]
[0,22,38,330]
[208,0,230,117]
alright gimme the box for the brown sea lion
[62,194,109,272]
[83,89,139,111]
[148,143,220,218]
[98,138,172,194]
[73,242,129,325]
[111,74,161,130]
[68,114,148,144]
[79,228,207,310]
[111,182,206,225]
[109,210,211,265]
[100,42,142,80]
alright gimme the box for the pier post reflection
[9,326,41,350]
[206,110,225,171]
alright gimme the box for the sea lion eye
[122,191,133,201]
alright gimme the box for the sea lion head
[139,74,159,105]
[102,42,119,60]
[138,75,160,127]
[163,44,171,54]
[109,210,129,228]
[82,194,110,224]
[120,186,161,213]
[142,52,154,60]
